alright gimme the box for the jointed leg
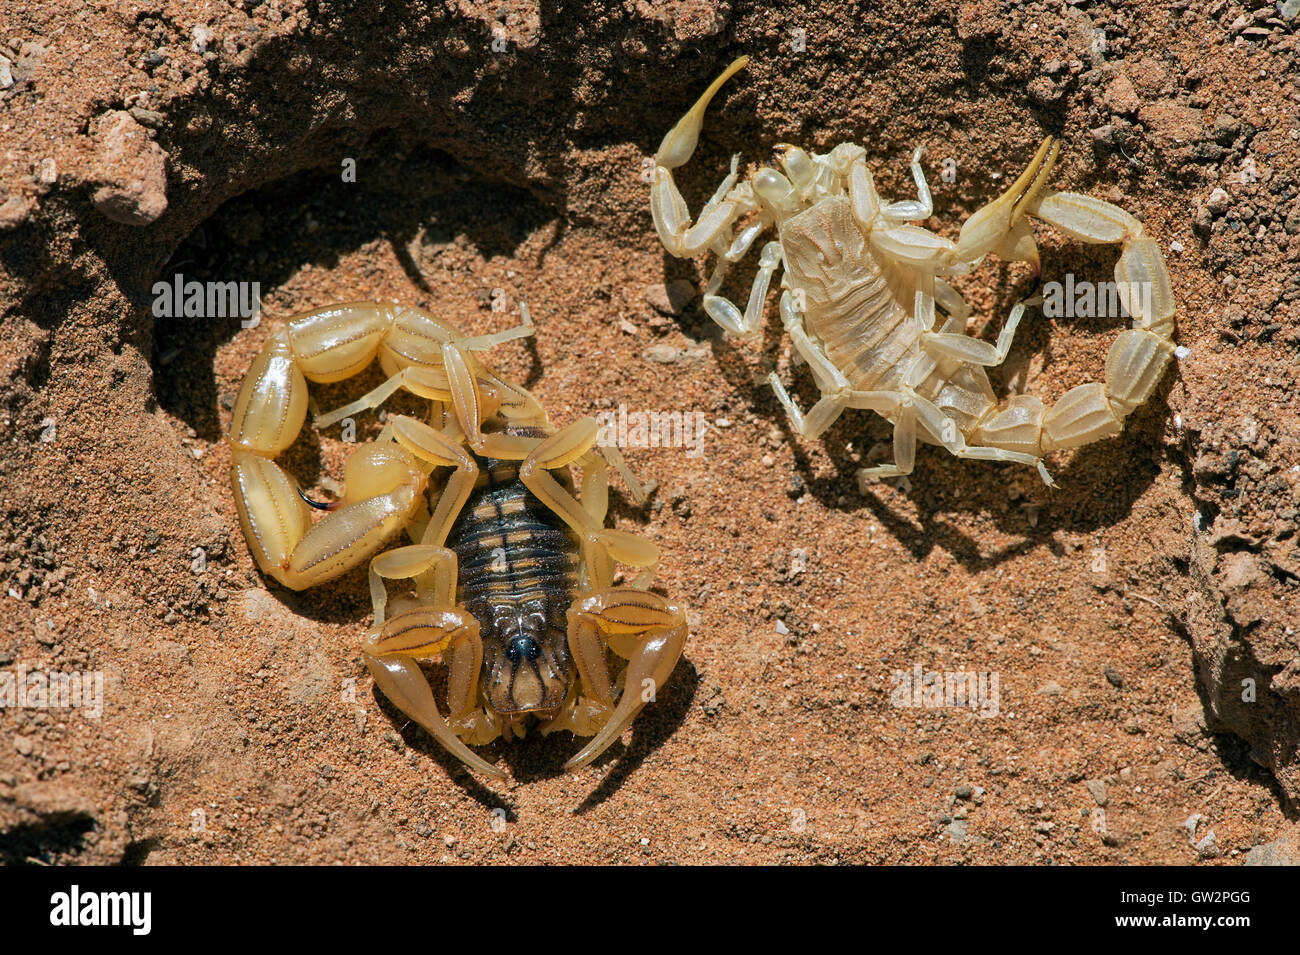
[703,240,782,338]
[882,146,934,222]
[519,420,660,590]
[768,291,907,441]
[314,308,538,430]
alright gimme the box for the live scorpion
[225,301,687,779]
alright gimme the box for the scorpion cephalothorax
[650,57,1177,487]
[225,301,687,780]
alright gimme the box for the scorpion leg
[854,393,917,483]
[557,588,688,772]
[702,239,781,339]
[519,420,661,590]
[921,300,1031,368]
[909,388,1056,486]
[768,290,905,441]
[881,146,934,222]
[441,343,547,459]
[314,309,539,430]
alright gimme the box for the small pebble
[643,343,681,364]
[644,279,695,316]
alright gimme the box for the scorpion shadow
[368,656,699,806]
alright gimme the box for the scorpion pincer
[224,301,688,780]
[650,57,1177,487]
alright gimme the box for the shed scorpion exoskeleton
[650,57,1176,486]
[225,301,687,780]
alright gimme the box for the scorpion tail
[655,55,749,170]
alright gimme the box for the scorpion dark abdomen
[447,446,580,715]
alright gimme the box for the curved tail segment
[973,187,1176,464]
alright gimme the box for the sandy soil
[0,0,1297,864]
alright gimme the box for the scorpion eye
[506,636,541,664]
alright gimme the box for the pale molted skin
[650,57,1177,487]
[224,301,688,780]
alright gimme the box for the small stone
[1103,72,1140,115]
[1191,202,1213,238]
[13,735,34,756]
[1085,779,1108,806]
[0,194,35,229]
[191,25,214,53]
[1037,681,1065,696]
[1212,114,1241,145]
[129,107,165,129]
[1284,201,1300,235]
[1027,77,1062,106]
[645,279,695,316]
[1195,831,1219,858]
[775,619,789,636]
[945,818,969,844]
[1103,665,1123,688]
[89,110,169,225]
[1090,124,1118,148]
[1280,0,1300,22]
[1172,701,1209,743]
[1138,102,1204,147]
[1244,826,1300,865]
[643,343,682,364]
[1219,552,1262,590]
[955,784,973,800]
[1206,187,1231,216]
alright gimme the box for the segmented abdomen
[448,458,578,637]
[780,195,921,393]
